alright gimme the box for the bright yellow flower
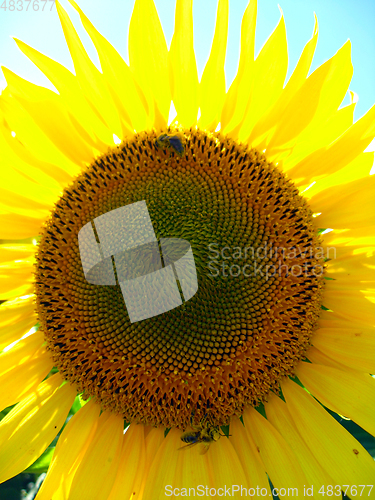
[1,0,375,498]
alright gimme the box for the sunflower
[1,0,375,498]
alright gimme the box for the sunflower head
[34,123,325,429]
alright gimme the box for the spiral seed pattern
[35,128,324,428]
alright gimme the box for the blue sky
[0,0,374,126]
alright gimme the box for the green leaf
[326,408,375,459]
[70,394,84,415]
[220,424,230,437]
[24,446,55,474]
[254,402,266,418]
[0,404,17,422]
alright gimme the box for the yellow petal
[13,37,114,149]
[174,437,213,492]
[249,14,318,147]
[144,426,164,465]
[299,39,353,130]
[288,102,375,181]
[327,280,374,304]
[311,175,375,229]
[282,378,375,484]
[230,417,270,495]
[200,433,247,493]
[0,244,36,264]
[0,213,43,240]
[142,428,241,499]
[282,102,355,176]
[0,373,76,483]
[0,118,71,189]
[0,283,34,302]
[199,0,228,130]
[0,93,80,179]
[266,58,339,152]
[128,0,170,128]
[143,427,246,500]
[271,40,353,157]
[243,407,311,492]
[0,296,36,350]
[69,412,124,500]
[312,324,375,373]
[0,188,51,219]
[2,67,96,166]
[238,11,288,142]
[0,254,34,268]
[0,265,34,298]
[265,392,334,489]
[0,337,53,411]
[325,245,375,283]
[306,345,360,372]
[0,330,42,371]
[0,123,62,204]
[332,255,375,287]
[55,1,122,138]
[0,256,34,283]
[137,426,164,499]
[66,0,148,135]
[323,288,375,326]
[0,295,34,325]
[108,424,146,500]
[169,0,199,127]
[282,13,318,92]
[0,167,55,212]
[305,151,373,200]
[36,399,100,500]
[297,362,375,437]
[323,226,375,248]
[141,428,182,500]
[1,328,37,359]
[221,0,257,132]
